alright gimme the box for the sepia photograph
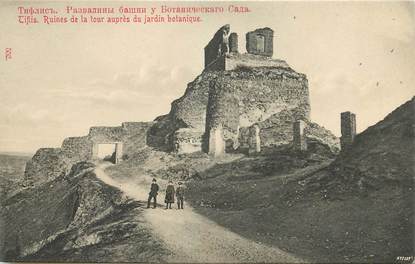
[0,1,414,263]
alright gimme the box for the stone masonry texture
[340,111,356,150]
[246,27,274,57]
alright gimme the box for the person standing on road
[147,178,159,209]
[176,182,185,209]
[165,180,175,209]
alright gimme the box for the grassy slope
[186,161,411,263]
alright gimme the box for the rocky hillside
[1,162,166,262]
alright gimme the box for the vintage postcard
[0,1,414,263]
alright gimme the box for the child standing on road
[164,180,175,209]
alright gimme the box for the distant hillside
[0,154,31,199]
[0,152,34,157]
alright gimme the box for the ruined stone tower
[340,111,356,150]
[149,24,339,155]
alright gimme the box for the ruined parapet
[248,124,261,154]
[229,32,238,53]
[208,124,225,157]
[246,27,274,57]
[340,111,356,150]
[293,120,307,151]
[204,24,231,68]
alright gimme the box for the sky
[0,1,414,153]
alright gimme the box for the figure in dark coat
[165,181,175,209]
[176,182,185,209]
[147,178,159,209]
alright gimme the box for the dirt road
[95,164,303,263]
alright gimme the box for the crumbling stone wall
[230,68,310,127]
[205,55,227,71]
[61,136,93,161]
[304,122,340,155]
[204,68,309,153]
[170,74,213,130]
[25,122,153,185]
[246,27,274,57]
[204,24,231,68]
[121,122,154,156]
[173,128,204,154]
[239,109,302,150]
[147,71,220,151]
[146,115,178,151]
[239,114,339,156]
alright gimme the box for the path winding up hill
[96,164,302,263]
